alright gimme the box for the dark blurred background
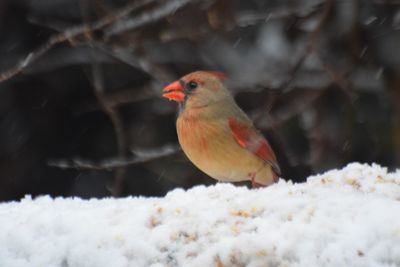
[0,0,399,201]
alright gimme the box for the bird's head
[162,71,230,109]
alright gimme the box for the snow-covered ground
[0,163,399,267]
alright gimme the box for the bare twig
[319,60,355,99]
[39,0,179,197]
[73,85,157,115]
[248,0,334,171]
[253,0,334,131]
[47,144,181,170]
[373,0,400,4]
[257,91,324,131]
[308,0,356,100]
[90,63,128,196]
[0,0,155,83]
[280,0,334,92]
[92,43,174,84]
[105,0,199,37]
[79,0,130,197]
[235,1,325,26]
[90,66,126,151]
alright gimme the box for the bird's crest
[203,71,226,80]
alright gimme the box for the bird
[162,70,280,187]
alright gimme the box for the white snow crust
[0,163,399,267]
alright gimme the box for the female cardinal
[162,71,280,187]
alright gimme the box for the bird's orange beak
[163,80,185,102]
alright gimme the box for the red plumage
[228,117,280,181]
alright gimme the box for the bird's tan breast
[176,115,273,184]
[176,116,219,158]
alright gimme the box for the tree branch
[47,145,181,170]
[280,0,334,92]
[0,0,155,83]
[104,0,199,37]
[90,62,128,196]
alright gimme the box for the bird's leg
[249,172,264,188]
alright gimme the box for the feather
[203,71,226,80]
[228,117,281,176]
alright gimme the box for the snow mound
[0,163,400,267]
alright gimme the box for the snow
[1,163,400,267]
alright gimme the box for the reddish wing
[228,117,281,176]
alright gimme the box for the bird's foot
[252,180,265,188]
[249,172,265,188]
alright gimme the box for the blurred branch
[373,0,400,4]
[105,0,200,37]
[47,144,181,170]
[27,15,72,32]
[254,91,324,168]
[235,1,325,26]
[319,61,355,99]
[92,43,174,84]
[90,63,128,196]
[248,0,335,171]
[257,91,324,131]
[81,1,127,197]
[0,0,154,83]
[281,0,334,92]
[391,75,400,165]
[23,46,115,75]
[73,85,157,115]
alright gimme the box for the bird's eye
[186,81,198,91]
